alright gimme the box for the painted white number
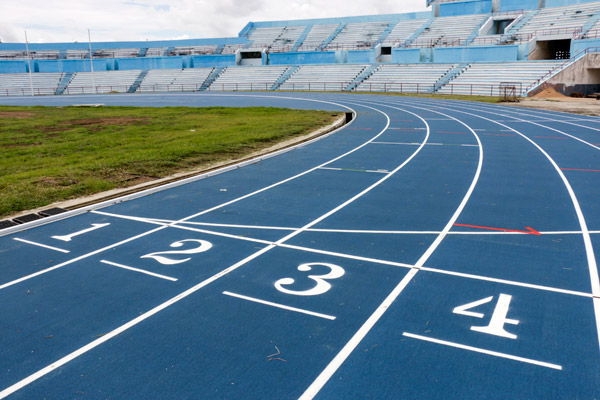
[52,223,110,242]
[453,294,520,340]
[141,239,213,265]
[275,263,345,296]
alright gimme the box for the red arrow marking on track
[561,168,600,172]
[454,224,542,235]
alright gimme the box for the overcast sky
[0,0,430,44]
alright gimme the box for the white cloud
[0,0,429,43]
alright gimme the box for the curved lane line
[401,98,600,353]
[299,101,484,400]
[0,101,428,399]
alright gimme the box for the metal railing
[525,47,600,93]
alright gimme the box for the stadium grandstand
[1,0,600,97]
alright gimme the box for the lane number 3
[141,239,213,265]
[275,263,345,296]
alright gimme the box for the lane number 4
[453,294,520,340]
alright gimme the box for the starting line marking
[402,332,562,370]
[13,238,70,254]
[100,260,178,282]
[319,167,389,174]
[222,291,336,320]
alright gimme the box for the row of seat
[0,61,564,96]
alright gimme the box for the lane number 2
[141,239,212,265]
[275,263,345,296]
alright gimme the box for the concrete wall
[391,48,423,63]
[433,44,520,62]
[36,59,107,73]
[439,0,493,16]
[191,54,237,68]
[532,53,600,95]
[545,0,600,7]
[571,38,600,55]
[269,51,337,65]
[347,49,377,64]
[0,60,29,73]
[115,56,184,71]
[499,0,539,11]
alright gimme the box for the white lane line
[88,215,600,236]
[299,103,483,400]
[402,332,562,370]
[100,260,178,282]
[442,101,600,152]
[319,167,389,174]
[420,267,592,298]
[85,210,596,299]
[0,102,412,398]
[1,99,382,289]
[13,238,70,254]
[1,227,165,291]
[222,291,336,320]
[408,99,600,353]
[0,243,276,400]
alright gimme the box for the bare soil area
[508,92,600,116]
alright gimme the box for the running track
[0,92,599,399]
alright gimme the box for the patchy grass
[0,106,341,217]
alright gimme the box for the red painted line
[438,131,467,134]
[561,168,600,172]
[454,223,542,235]
[534,136,568,139]
[483,133,516,137]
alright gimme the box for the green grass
[0,106,341,217]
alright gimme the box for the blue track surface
[0,92,599,399]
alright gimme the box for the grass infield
[0,106,341,218]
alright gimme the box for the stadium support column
[88,30,96,94]
[24,30,34,97]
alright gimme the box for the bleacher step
[434,63,469,93]
[55,72,74,95]
[129,70,149,93]
[346,64,379,91]
[200,67,225,91]
[271,65,300,90]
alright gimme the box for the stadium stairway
[501,10,539,43]
[215,44,225,54]
[581,12,600,36]
[346,64,380,91]
[199,67,224,91]
[55,72,74,95]
[138,48,148,57]
[271,65,299,90]
[58,49,67,60]
[377,21,398,45]
[128,70,149,93]
[434,63,469,92]
[292,25,313,51]
[319,23,346,50]
[404,17,435,47]
[465,17,491,45]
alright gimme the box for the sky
[0,0,430,44]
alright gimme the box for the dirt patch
[532,87,568,99]
[64,117,150,126]
[0,111,35,119]
[509,97,600,116]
